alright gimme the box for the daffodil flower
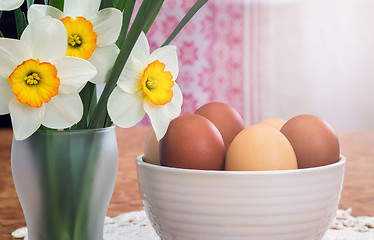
[0,17,97,140]
[0,0,23,11]
[107,32,182,140]
[27,0,122,84]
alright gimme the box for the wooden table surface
[0,127,373,239]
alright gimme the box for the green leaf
[27,0,35,8]
[114,0,127,11]
[14,8,27,38]
[88,85,97,124]
[100,0,114,9]
[162,0,208,47]
[0,11,3,36]
[143,0,164,34]
[104,113,113,128]
[73,82,96,129]
[0,12,4,37]
[88,0,163,129]
[49,0,64,11]
[116,0,135,48]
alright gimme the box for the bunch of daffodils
[0,0,207,141]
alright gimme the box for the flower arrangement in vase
[0,0,207,239]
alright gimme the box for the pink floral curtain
[143,0,257,126]
[141,0,374,129]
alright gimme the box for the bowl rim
[136,154,346,176]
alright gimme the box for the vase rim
[33,125,116,136]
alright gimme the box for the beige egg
[258,118,286,131]
[143,129,160,165]
[225,125,298,171]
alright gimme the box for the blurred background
[146,0,374,129]
[1,0,374,129]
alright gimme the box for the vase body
[11,126,118,240]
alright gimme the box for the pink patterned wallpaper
[139,0,260,126]
[137,0,374,129]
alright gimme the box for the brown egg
[143,129,160,165]
[225,125,298,171]
[195,102,245,154]
[159,114,225,170]
[280,114,340,169]
[258,118,286,131]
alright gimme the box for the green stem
[100,0,114,9]
[49,0,64,11]
[14,8,27,38]
[27,0,35,8]
[114,0,127,11]
[64,134,75,239]
[88,0,162,129]
[104,113,113,128]
[44,132,65,238]
[115,0,135,48]
[0,11,2,37]
[88,85,97,124]
[73,135,100,239]
[143,0,164,34]
[73,82,96,129]
[161,0,208,47]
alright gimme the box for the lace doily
[12,209,374,240]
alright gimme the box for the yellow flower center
[25,73,40,85]
[7,59,60,108]
[60,16,97,60]
[140,60,174,106]
[68,34,82,47]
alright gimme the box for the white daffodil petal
[64,0,101,18]
[21,17,67,62]
[107,87,145,128]
[165,83,183,120]
[0,77,14,114]
[27,4,65,24]
[144,101,170,141]
[53,56,97,94]
[131,32,150,66]
[117,56,143,94]
[149,45,179,81]
[42,93,83,129]
[88,44,119,84]
[91,8,122,47]
[9,97,45,141]
[0,0,23,11]
[0,38,32,79]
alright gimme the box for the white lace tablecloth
[12,209,374,240]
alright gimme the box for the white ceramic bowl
[136,155,345,240]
